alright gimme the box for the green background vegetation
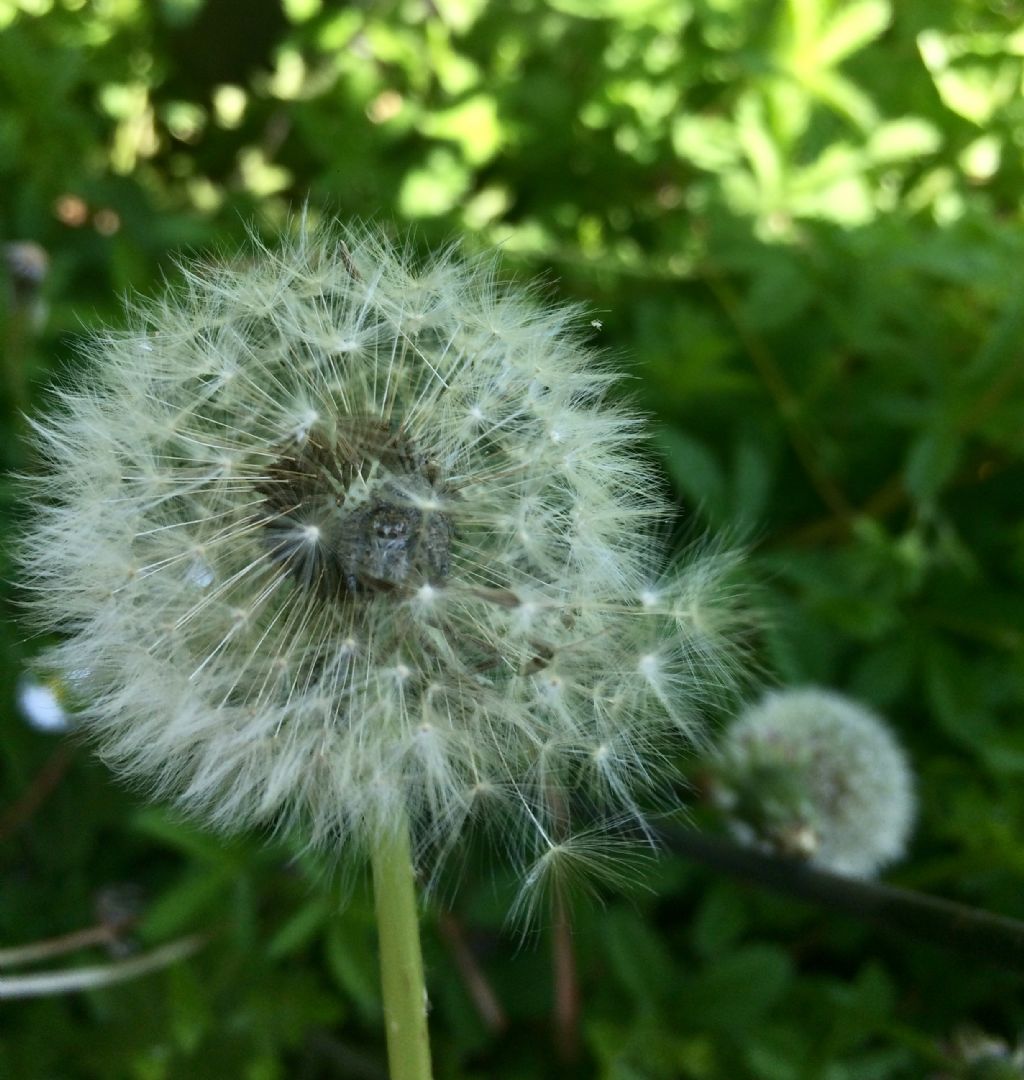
[2,0,1024,1076]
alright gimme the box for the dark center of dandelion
[257,421,454,599]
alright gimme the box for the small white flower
[19,219,748,871]
[17,673,72,734]
[714,687,915,877]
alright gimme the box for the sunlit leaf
[815,0,890,68]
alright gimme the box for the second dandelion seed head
[713,687,915,877]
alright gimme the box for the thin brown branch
[437,913,507,1035]
[664,826,1024,970]
[0,914,136,970]
[779,453,1015,549]
[0,743,74,842]
[305,1032,387,1080]
[551,888,581,1064]
[0,891,139,970]
[702,266,853,524]
[0,934,207,999]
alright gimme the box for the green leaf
[167,962,211,1055]
[419,95,502,166]
[965,290,1024,384]
[904,427,961,503]
[398,149,471,218]
[657,429,727,523]
[816,0,891,67]
[802,69,879,130]
[923,640,993,745]
[325,918,381,1022]
[131,807,239,865]
[138,868,236,942]
[266,897,331,960]
[601,907,674,1011]
[740,259,813,331]
[866,119,941,164]
[683,946,794,1033]
[547,0,670,19]
[847,634,917,706]
[823,963,896,1053]
[731,435,775,528]
[672,115,741,171]
[691,883,748,958]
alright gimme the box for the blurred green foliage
[2,0,1024,1077]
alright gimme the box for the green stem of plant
[371,820,433,1080]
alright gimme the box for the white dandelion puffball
[20,221,745,861]
[715,688,915,877]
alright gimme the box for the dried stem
[0,935,206,999]
[702,265,852,524]
[437,913,506,1034]
[0,744,74,842]
[665,826,1024,970]
[551,886,581,1064]
[0,914,136,969]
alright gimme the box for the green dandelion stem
[666,827,1024,971]
[372,820,433,1080]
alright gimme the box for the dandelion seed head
[714,687,915,877]
[19,219,749,876]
